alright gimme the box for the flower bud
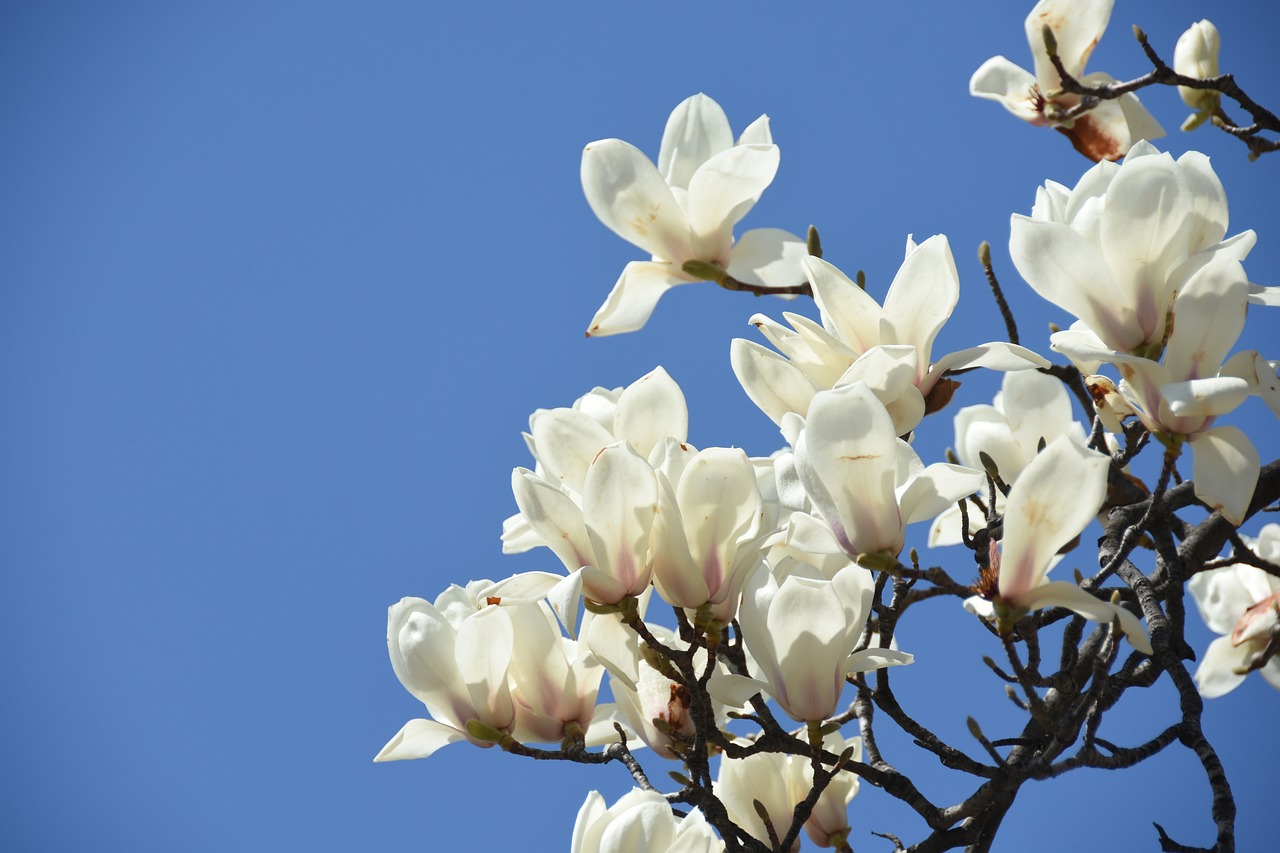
[1174,20,1221,128]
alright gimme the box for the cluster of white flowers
[379,5,1279,850]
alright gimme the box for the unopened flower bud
[1174,20,1221,129]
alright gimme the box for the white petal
[1026,0,1113,82]
[583,443,659,597]
[969,56,1040,122]
[880,234,959,368]
[726,227,807,288]
[511,469,594,571]
[730,338,819,425]
[581,139,691,259]
[1164,257,1248,381]
[898,463,985,528]
[586,261,688,338]
[531,408,616,494]
[806,255,883,353]
[1017,581,1152,655]
[737,114,772,145]
[1194,635,1251,698]
[1163,377,1250,419]
[686,144,780,259]
[1190,426,1259,526]
[615,366,689,456]
[844,647,915,674]
[706,673,770,708]
[999,437,1109,600]
[657,93,733,190]
[374,719,468,762]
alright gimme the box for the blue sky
[2,2,1278,851]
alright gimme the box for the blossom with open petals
[1011,141,1255,358]
[581,93,806,336]
[1188,525,1280,697]
[1175,20,1221,130]
[970,0,1163,161]
[732,235,1047,435]
[968,436,1152,654]
[502,366,687,554]
[572,789,723,853]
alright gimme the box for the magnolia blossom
[930,370,1088,546]
[503,366,687,554]
[792,382,985,561]
[512,441,659,604]
[581,93,806,336]
[571,789,723,853]
[732,235,1047,435]
[650,445,767,621]
[1188,525,1280,697]
[970,0,1163,161]
[1059,255,1262,525]
[967,436,1152,654]
[1174,20,1221,130]
[375,588,516,761]
[717,731,861,850]
[709,563,913,722]
[1012,141,1256,358]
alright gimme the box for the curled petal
[969,56,1040,122]
[586,261,688,338]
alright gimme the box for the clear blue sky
[2,2,1277,851]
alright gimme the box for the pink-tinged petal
[969,56,1040,122]
[1190,426,1259,526]
[1099,150,1192,337]
[796,383,902,557]
[581,139,691,259]
[730,338,819,425]
[679,448,759,575]
[1026,0,1113,83]
[1194,635,1251,698]
[999,437,1109,600]
[898,463,985,527]
[586,261,688,338]
[880,234,959,367]
[657,93,733,190]
[806,255,884,352]
[1017,581,1152,654]
[455,605,515,726]
[766,574,852,721]
[531,408,615,494]
[615,366,688,456]
[1165,258,1248,381]
[1010,215,1137,350]
[583,443,659,597]
[374,719,469,762]
[649,473,705,609]
[726,227,807,288]
[686,144,780,260]
[511,469,595,571]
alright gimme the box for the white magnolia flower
[1011,141,1256,358]
[718,729,862,849]
[732,235,1047,435]
[970,0,1164,161]
[1057,255,1262,525]
[581,93,806,336]
[571,789,724,853]
[966,436,1152,654]
[503,366,687,555]
[930,370,1088,547]
[505,601,609,745]
[709,563,913,722]
[792,382,985,561]
[1188,525,1280,697]
[1174,20,1221,130]
[375,589,516,761]
[511,441,659,605]
[650,446,768,621]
